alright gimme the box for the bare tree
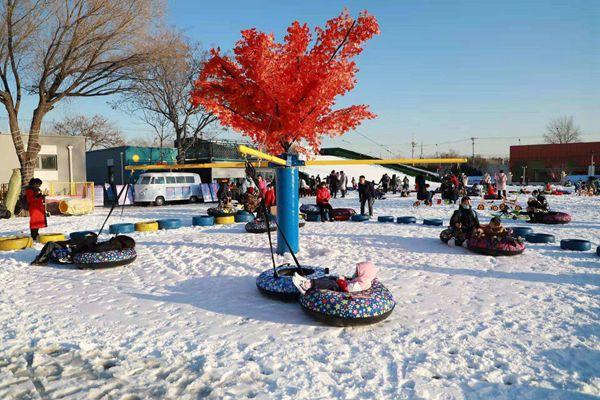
[116,30,217,163]
[544,116,582,144]
[52,114,125,151]
[0,0,162,184]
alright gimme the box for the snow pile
[0,189,598,399]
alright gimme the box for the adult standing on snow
[358,175,375,216]
[24,178,47,240]
[328,170,338,198]
[339,171,348,198]
[496,170,508,199]
[390,174,398,194]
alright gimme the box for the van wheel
[190,196,199,203]
[154,196,165,206]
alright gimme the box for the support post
[275,166,299,255]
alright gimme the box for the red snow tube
[483,194,500,200]
[534,211,571,225]
[467,237,525,256]
[332,208,356,221]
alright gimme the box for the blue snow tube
[351,214,371,222]
[109,223,135,235]
[510,227,534,238]
[69,231,96,240]
[256,265,328,301]
[306,212,321,222]
[397,216,417,224]
[423,218,443,226]
[560,239,592,251]
[157,219,182,230]
[73,249,137,269]
[299,280,396,326]
[235,211,255,223]
[524,233,555,243]
[377,216,395,223]
[192,215,214,227]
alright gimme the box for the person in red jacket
[24,178,47,240]
[264,184,276,208]
[316,182,334,222]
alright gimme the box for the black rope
[97,183,129,237]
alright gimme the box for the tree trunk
[176,128,186,164]
[20,107,46,186]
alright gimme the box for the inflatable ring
[377,216,395,223]
[69,231,97,240]
[157,219,182,230]
[134,221,158,232]
[215,215,235,225]
[299,280,396,327]
[351,214,371,222]
[207,207,237,217]
[235,211,255,223]
[423,218,443,226]
[300,204,320,214]
[245,219,277,234]
[560,239,592,251]
[524,233,555,243]
[332,208,356,221]
[73,249,137,269]
[256,265,328,301]
[539,212,571,225]
[510,227,534,238]
[193,215,214,227]
[477,204,485,211]
[439,228,453,244]
[306,212,321,222]
[467,237,525,256]
[397,216,416,224]
[0,236,33,251]
[109,223,135,235]
[484,194,499,200]
[38,233,66,244]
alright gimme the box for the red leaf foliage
[190,10,379,155]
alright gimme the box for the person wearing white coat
[496,170,508,199]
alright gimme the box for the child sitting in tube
[292,261,377,295]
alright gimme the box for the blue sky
[4,0,599,157]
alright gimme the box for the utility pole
[470,137,476,159]
[411,138,417,166]
[420,141,423,158]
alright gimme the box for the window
[166,176,176,184]
[185,176,194,183]
[153,177,165,184]
[37,154,57,170]
[176,176,186,183]
[139,176,151,184]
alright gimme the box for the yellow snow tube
[38,233,66,244]
[215,215,235,225]
[58,198,94,216]
[135,221,159,232]
[0,236,33,251]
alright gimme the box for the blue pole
[275,166,299,255]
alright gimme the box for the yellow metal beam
[125,161,273,171]
[305,158,467,166]
[237,145,287,166]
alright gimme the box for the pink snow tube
[535,211,571,225]
[467,237,525,256]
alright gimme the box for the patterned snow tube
[73,249,137,269]
[299,280,396,327]
[332,208,356,221]
[109,223,135,235]
[245,219,277,234]
[38,233,66,244]
[215,215,235,225]
[300,204,320,214]
[69,231,96,240]
[560,239,592,251]
[510,227,533,238]
[423,218,443,226]
[235,211,255,223]
[0,236,33,251]
[306,213,321,222]
[207,207,237,217]
[539,212,571,225]
[351,214,370,222]
[524,233,555,243]
[135,221,159,232]
[439,228,453,244]
[193,215,214,226]
[397,216,417,224]
[467,237,525,256]
[377,216,395,223]
[256,265,328,301]
[157,219,182,230]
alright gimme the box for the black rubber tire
[154,196,165,206]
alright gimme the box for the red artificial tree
[190,10,379,155]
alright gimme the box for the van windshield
[138,176,151,184]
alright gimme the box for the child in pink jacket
[292,261,377,295]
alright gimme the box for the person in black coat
[446,196,480,246]
[357,175,375,216]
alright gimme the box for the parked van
[133,172,202,206]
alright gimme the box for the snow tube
[235,211,255,223]
[256,265,328,301]
[332,208,356,221]
[215,215,235,225]
[306,212,321,222]
[351,214,371,222]
[245,219,277,233]
[38,233,66,244]
[423,218,443,226]
[534,211,572,225]
[299,280,396,327]
[157,219,181,230]
[0,236,33,251]
[109,223,135,235]
[439,228,453,244]
[560,239,592,252]
[377,216,395,223]
[510,227,534,238]
[58,198,94,216]
[135,221,159,232]
[524,233,555,243]
[397,216,417,224]
[73,249,137,269]
[300,204,320,214]
[69,231,97,240]
[484,194,500,200]
[207,207,237,217]
[193,215,214,227]
[467,237,525,256]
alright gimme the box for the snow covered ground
[0,188,598,399]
